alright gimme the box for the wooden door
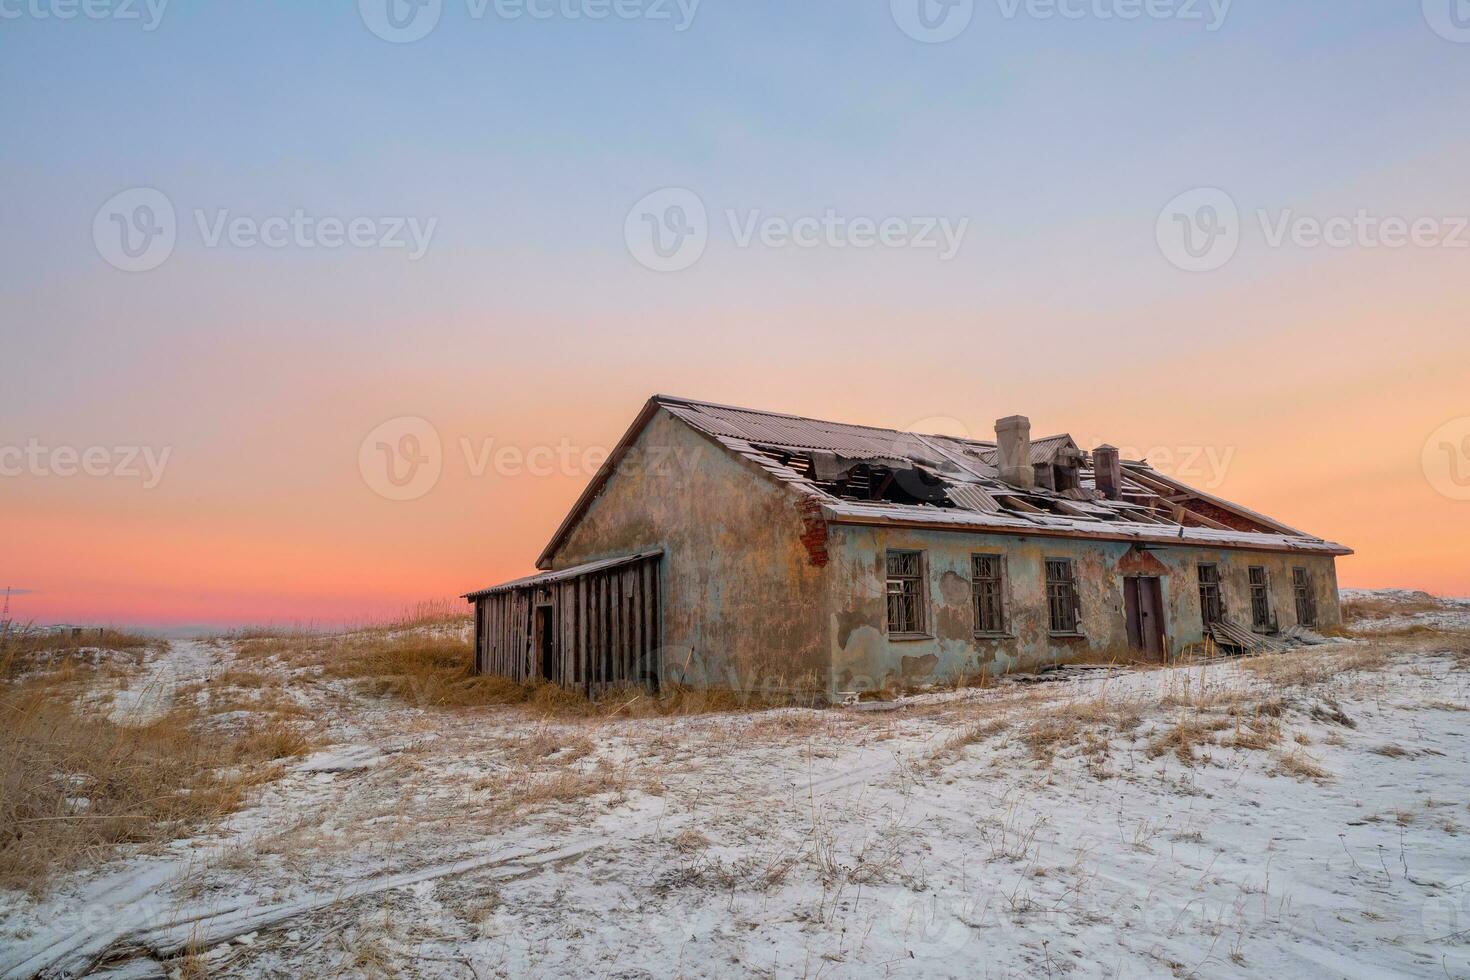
[1125,577,1167,657]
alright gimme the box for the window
[1248,566,1273,631]
[1197,563,1224,626]
[886,550,927,635]
[1292,567,1317,626]
[1045,558,1080,634]
[971,555,1007,634]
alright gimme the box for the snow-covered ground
[1340,588,1470,635]
[3,592,1469,979]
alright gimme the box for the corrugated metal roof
[464,549,663,599]
[975,434,1079,466]
[944,484,1004,513]
[661,399,1002,463]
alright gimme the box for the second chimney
[995,415,1034,489]
[1093,444,1122,500]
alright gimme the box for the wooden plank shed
[466,550,663,694]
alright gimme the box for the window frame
[970,553,1010,636]
[1292,566,1317,627]
[885,549,930,638]
[1248,565,1274,632]
[1044,557,1083,636]
[1197,563,1224,627]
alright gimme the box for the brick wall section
[799,498,830,567]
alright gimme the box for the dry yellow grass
[0,627,318,892]
[1341,592,1450,622]
[0,684,314,892]
[1274,747,1331,781]
[236,619,828,719]
[0,627,157,682]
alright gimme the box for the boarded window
[1248,566,1273,630]
[1292,567,1317,626]
[972,554,1007,634]
[1197,563,1223,626]
[886,550,926,634]
[1045,558,1080,634]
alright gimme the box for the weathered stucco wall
[827,524,1342,693]
[551,409,830,692]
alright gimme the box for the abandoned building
[464,395,1351,696]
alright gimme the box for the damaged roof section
[656,396,1351,558]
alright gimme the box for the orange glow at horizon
[8,248,1469,627]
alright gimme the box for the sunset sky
[4,2,1468,627]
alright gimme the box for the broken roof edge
[465,549,664,600]
[1120,461,1308,537]
[818,502,1353,557]
[652,393,1006,448]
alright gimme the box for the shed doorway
[536,605,555,681]
[1124,576,1167,657]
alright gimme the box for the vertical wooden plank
[491,596,500,677]
[591,573,602,691]
[613,571,625,686]
[577,576,588,693]
[632,568,644,686]
[641,559,654,687]
[602,572,613,688]
[495,595,505,677]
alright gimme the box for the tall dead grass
[0,628,316,891]
[0,684,312,892]
[239,624,824,719]
[0,627,157,681]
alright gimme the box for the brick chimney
[995,416,1034,489]
[1093,444,1122,500]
